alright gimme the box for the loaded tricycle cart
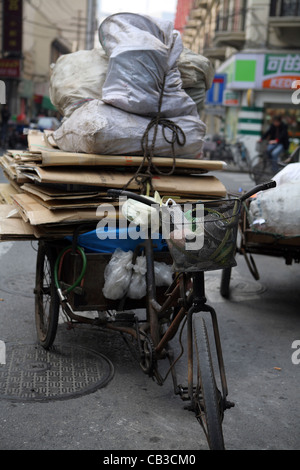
[34,181,276,450]
[220,184,300,298]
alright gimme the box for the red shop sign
[0,59,21,78]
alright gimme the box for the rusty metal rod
[155,306,186,355]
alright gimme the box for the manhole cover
[0,343,114,401]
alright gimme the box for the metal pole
[86,0,96,49]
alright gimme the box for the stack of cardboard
[0,130,227,241]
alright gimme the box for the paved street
[0,166,299,452]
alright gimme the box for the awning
[42,95,56,111]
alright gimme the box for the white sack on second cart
[249,165,300,237]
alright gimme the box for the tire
[35,242,60,349]
[252,154,274,185]
[220,268,231,298]
[193,316,225,450]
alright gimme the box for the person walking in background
[1,104,10,148]
[261,115,290,172]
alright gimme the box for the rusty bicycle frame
[38,181,276,449]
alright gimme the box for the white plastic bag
[102,249,133,300]
[49,48,109,118]
[249,182,300,236]
[53,99,206,157]
[128,256,147,299]
[154,262,173,286]
[98,13,198,118]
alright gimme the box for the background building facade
[175,0,300,157]
[0,0,97,120]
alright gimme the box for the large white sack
[49,48,109,118]
[98,13,198,118]
[177,48,215,113]
[53,99,206,157]
[272,162,300,186]
[249,181,300,236]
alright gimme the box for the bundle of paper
[0,130,228,241]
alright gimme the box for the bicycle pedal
[110,311,136,325]
[224,399,235,409]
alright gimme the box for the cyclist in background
[260,115,289,173]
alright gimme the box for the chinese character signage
[262,54,300,89]
[0,59,21,78]
[3,0,23,55]
[223,90,240,107]
[218,52,300,91]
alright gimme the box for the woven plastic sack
[98,13,198,118]
[177,48,215,113]
[53,99,206,157]
[49,48,108,118]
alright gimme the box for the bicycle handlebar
[239,180,276,202]
[107,189,156,207]
[107,180,276,205]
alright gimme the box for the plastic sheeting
[66,226,168,253]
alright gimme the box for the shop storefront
[218,51,300,159]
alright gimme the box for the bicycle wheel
[35,241,60,349]
[193,315,225,450]
[252,153,274,184]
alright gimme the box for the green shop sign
[218,52,300,90]
[263,54,300,89]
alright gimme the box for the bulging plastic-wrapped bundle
[49,48,109,118]
[52,99,206,157]
[272,162,300,186]
[98,13,198,118]
[128,258,173,298]
[102,248,133,300]
[177,48,215,114]
[102,248,174,300]
[249,181,300,237]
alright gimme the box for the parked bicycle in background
[260,115,290,173]
[202,135,253,172]
[251,139,300,184]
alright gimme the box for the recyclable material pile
[249,163,300,237]
[0,13,228,243]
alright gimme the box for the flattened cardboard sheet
[12,193,120,226]
[18,167,227,197]
[40,151,226,171]
[0,205,36,240]
[21,183,106,202]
